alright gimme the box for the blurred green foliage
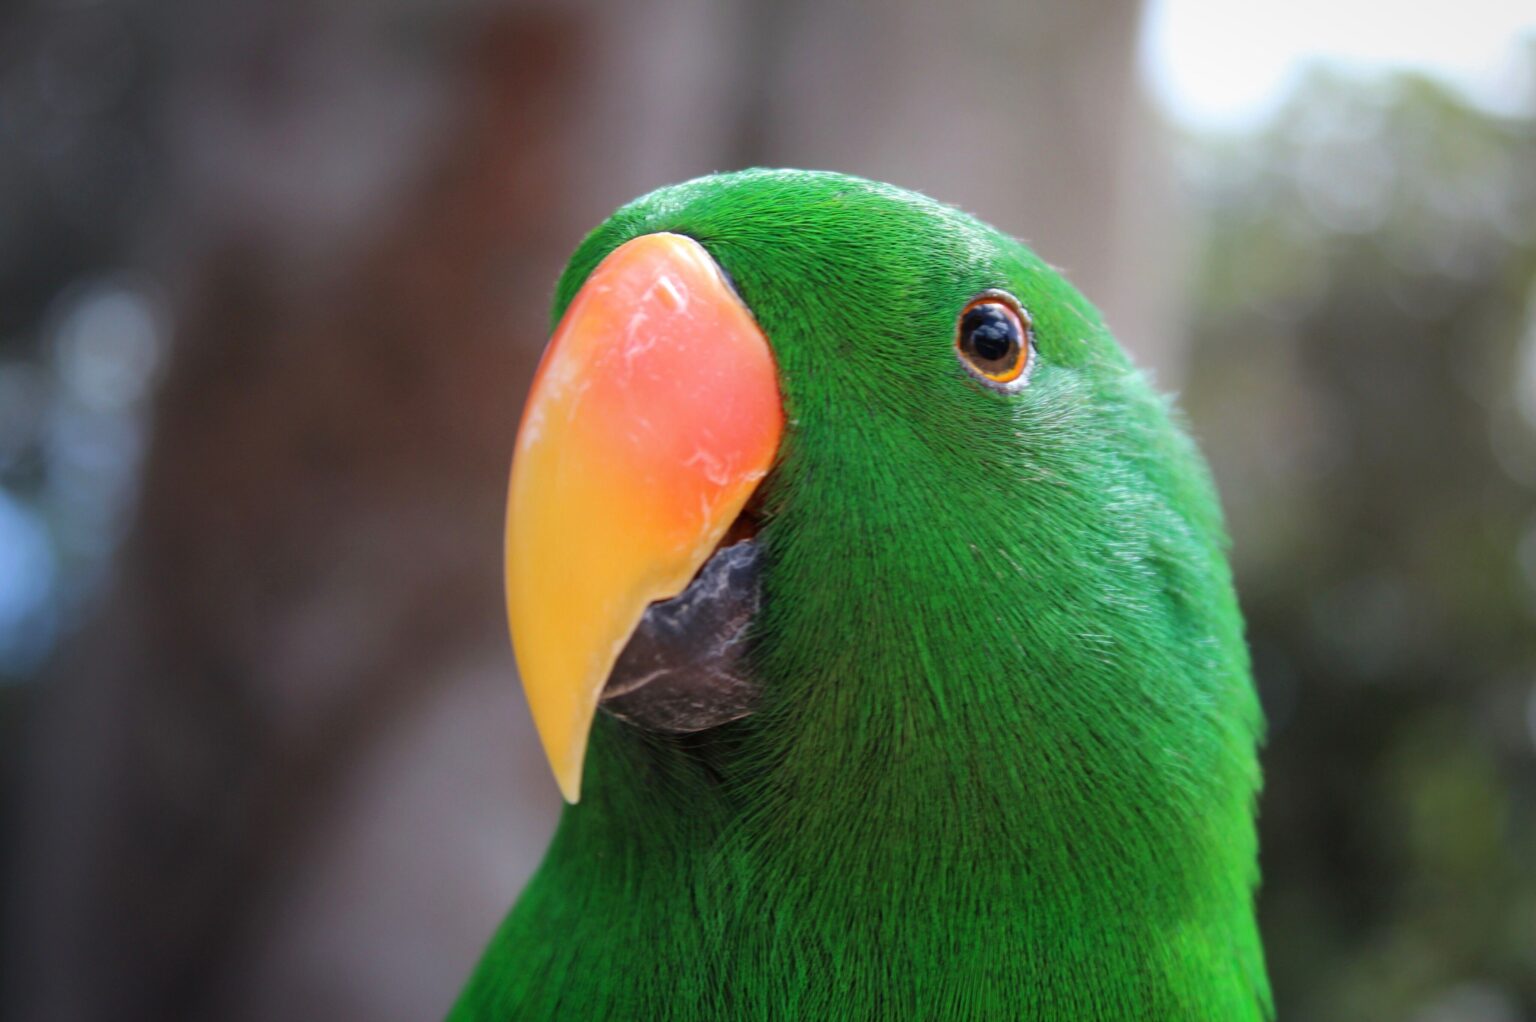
[1181,63,1536,1021]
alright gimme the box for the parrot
[452,169,1271,1020]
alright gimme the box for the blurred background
[1,0,1533,1019]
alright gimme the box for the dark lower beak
[600,538,763,734]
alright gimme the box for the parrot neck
[456,674,1268,1020]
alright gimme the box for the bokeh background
[2,1,1534,1019]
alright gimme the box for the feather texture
[453,170,1270,1020]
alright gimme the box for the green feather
[453,169,1270,1020]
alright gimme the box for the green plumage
[454,170,1270,1019]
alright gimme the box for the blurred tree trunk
[6,2,1168,1019]
[749,0,1179,370]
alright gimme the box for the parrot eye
[955,291,1032,390]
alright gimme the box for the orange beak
[505,233,783,802]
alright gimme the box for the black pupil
[961,304,1018,365]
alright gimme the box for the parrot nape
[453,169,1270,1020]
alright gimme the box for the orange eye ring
[955,290,1033,390]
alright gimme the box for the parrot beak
[506,233,784,803]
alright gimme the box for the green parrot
[454,169,1270,1019]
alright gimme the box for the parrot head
[494,169,1269,1019]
